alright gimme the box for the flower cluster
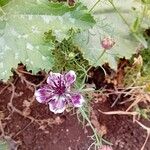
[34,70,84,114]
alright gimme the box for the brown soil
[92,97,150,150]
[0,74,150,150]
[0,76,93,150]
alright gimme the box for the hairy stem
[79,107,102,147]
[108,0,130,28]
[89,0,101,12]
[0,7,6,15]
[87,49,106,74]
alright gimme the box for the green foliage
[141,0,150,4]
[0,0,95,81]
[79,107,102,149]
[52,30,89,85]
[44,30,56,43]
[135,0,150,29]
[136,106,150,120]
[130,1,150,48]
[141,48,150,75]
[0,0,11,7]
[0,0,149,81]
[131,17,141,33]
[74,0,142,70]
[123,48,150,87]
[141,48,150,65]
[0,140,8,150]
[73,25,137,70]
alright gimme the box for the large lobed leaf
[74,25,137,70]
[0,0,95,81]
[76,0,141,69]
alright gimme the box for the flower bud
[67,0,76,6]
[68,52,75,59]
[101,37,115,50]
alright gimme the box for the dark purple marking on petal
[47,72,66,96]
[47,73,61,87]
[49,96,66,114]
[65,70,76,86]
[34,85,54,104]
[71,93,84,107]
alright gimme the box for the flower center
[55,86,66,95]
[53,76,66,95]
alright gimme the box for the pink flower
[34,70,84,114]
[101,37,115,50]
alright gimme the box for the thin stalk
[108,0,130,29]
[140,5,147,25]
[73,59,87,75]
[86,49,106,74]
[79,107,102,147]
[89,0,101,13]
[79,49,106,87]
[0,7,6,15]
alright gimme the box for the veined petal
[71,93,84,107]
[48,96,66,114]
[47,72,62,87]
[34,86,54,103]
[65,70,76,86]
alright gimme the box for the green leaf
[0,0,95,81]
[0,140,8,150]
[131,17,141,33]
[74,25,138,70]
[75,0,140,69]
[4,0,95,25]
[4,0,77,15]
[0,14,55,80]
[141,0,150,4]
[0,0,11,7]
[133,33,148,48]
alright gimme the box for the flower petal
[34,86,54,103]
[65,70,76,86]
[47,72,62,87]
[71,93,84,107]
[48,96,66,114]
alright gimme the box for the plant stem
[140,5,147,25]
[79,107,102,146]
[108,0,130,29]
[0,7,6,15]
[73,59,87,75]
[86,49,106,73]
[79,49,106,87]
[89,0,101,13]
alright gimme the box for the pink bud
[101,37,115,50]
[67,0,75,6]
